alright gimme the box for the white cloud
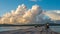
[45,10,60,20]
[2,4,60,24]
[1,4,60,24]
[54,10,60,14]
[0,4,43,24]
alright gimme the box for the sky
[0,0,59,16]
[0,0,60,32]
[0,0,60,24]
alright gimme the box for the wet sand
[0,26,60,34]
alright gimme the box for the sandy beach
[0,26,60,34]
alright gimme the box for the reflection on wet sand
[0,26,60,34]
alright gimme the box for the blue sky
[0,0,59,16]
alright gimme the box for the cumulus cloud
[0,4,43,24]
[45,10,60,20]
[0,4,59,24]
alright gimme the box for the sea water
[0,26,60,33]
[50,26,60,32]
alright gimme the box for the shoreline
[0,27,60,34]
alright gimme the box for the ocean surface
[0,26,60,33]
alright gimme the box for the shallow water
[0,26,60,33]
[50,26,60,32]
[0,26,33,32]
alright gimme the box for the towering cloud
[15,4,26,15]
[0,4,43,24]
[0,4,59,24]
